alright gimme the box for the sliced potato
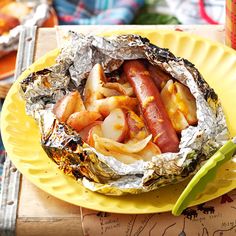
[96,96,138,117]
[67,111,101,132]
[175,82,197,125]
[126,110,148,140]
[84,63,106,110]
[53,91,84,123]
[101,108,128,142]
[87,124,103,147]
[170,110,189,132]
[79,121,102,142]
[74,92,86,112]
[161,80,197,132]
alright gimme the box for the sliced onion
[136,142,161,161]
[104,82,134,96]
[94,142,143,164]
[93,134,152,153]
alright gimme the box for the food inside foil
[0,1,50,57]
[0,13,20,35]
[21,32,229,195]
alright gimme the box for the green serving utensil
[172,139,236,216]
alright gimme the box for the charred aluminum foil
[0,2,50,58]
[21,32,229,195]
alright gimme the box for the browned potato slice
[67,111,101,132]
[96,96,138,117]
[126,110,148,140]
[101,108,128,142]
[170,110,189,132]
[74,92,86,112]
[87,124,103,147]
[161,80,196,132]
[84,64,106,110]
[53,91,85,122]
[175,82,197,125]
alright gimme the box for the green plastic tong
[172,139,236,216]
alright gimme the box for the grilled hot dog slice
[147,64,171,90]
[123,60,179,153]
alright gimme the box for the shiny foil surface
[21,33,229,195]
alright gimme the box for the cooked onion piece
[103,82,134,96]
[94,142,143,164]
[93,134,152,153]
[100,87,121,97]
[137,142,161,161]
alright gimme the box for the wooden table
[0,25,227,236]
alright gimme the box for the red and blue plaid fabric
[53,0,144,24]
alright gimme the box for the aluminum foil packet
[0,1,50,58]
[21,32,229,195]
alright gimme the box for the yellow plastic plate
[1,29,236,214]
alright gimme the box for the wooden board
[17,178,83,236]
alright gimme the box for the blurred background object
[52,0,225,25]
[165,0,225,25]
[53,0,145,24]
[133,0,180,24]
[0,0,54,58]
[226,0,236,49]
[0,0,58,92]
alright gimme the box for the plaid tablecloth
[53,0,225,25]
[53,0,145,24]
